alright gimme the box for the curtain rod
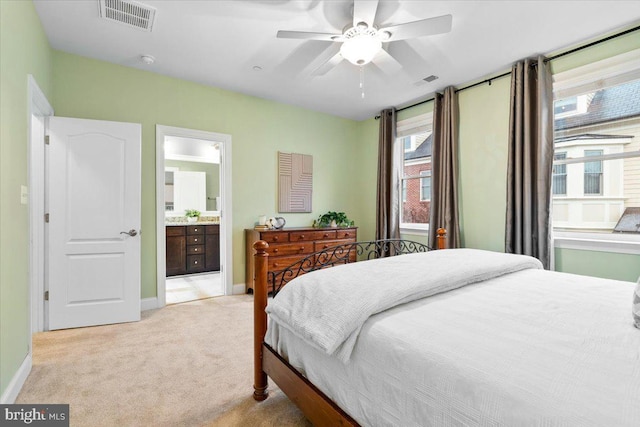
[375,23,640,120]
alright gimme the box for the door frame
[155,125,233,306]
[28,75,54,333]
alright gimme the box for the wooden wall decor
[278,152,313,213]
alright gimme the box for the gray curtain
[429,87,460,249]
[505,56,554,269]
[376,108,400,243]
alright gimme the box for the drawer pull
[194,260,198,265]
[194,228,199,232]
[323,245,329,249]
[323,233,329,237]
[273,263,279,268]
[194,238,198,242]
[194,248,198,252]
[274,236,279,241]
[300,234,304,239]
[299,247,304,251]
[274,249,279,253]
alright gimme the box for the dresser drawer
[267,242,313,257]
[187,244,204,255]
[290,230,336,242]
[187,225,205,235]
[336,229,357,240]
[187,254,205,271]
[187,235,204,245]
[166,226,185,236]
[314,239,355,252]
[261,231,289,243]
[268,255,307,271]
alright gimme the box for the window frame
[583,149,603,196]
[420,170,431,201]
[552,152,567,196]
[397,113,433,234]
[551,48,640,250]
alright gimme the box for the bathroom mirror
[164,137,221,216]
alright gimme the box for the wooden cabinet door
[166,235,186,276]
[205,225,220,271]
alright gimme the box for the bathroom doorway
[155,125,232,307]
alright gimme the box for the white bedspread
[266,249,542,362]
[266,256,640,426]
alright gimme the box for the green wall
[458,78,511,252]
[555,249,640,282]
[51,51,361,297]
[164,160,220,212]
[0,0,52,399]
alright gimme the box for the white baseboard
[0,354,32,404]
[232,283,246,295]
[141,297,159,311]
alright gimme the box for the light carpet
[16,295,311,427]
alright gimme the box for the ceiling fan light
[340,35,382,66]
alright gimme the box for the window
[552,53,640,234]
[403,137,412,152]
[396,113,433,231]
[420,171,431,201]
[583,150,603,195]
[552,152,567,195]
[402,179,407,202]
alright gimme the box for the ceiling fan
[276,0,452,76]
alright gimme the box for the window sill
[400,224,429,236]
[553,231,640,255]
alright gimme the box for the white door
[47,117,141,330]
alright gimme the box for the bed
[252,230,640,426]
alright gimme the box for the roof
[405,134,433,161]
[555,133,634,143]
[555,79,640,130]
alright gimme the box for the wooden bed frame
[252,229,447,426]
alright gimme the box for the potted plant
[314,211,354,228]
[185,209,201,223]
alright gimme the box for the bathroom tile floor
[165,272,224,305]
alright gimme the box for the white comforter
[265,249,640,426]
[266,249,542,362]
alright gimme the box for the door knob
[120,229,138,237]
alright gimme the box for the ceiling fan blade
[371,48,403,75]
[311,51,344,76]
[353,0,379,27]
[380,14,452,41]
[277,30,343,42]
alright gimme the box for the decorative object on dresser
[245,226,357,293]
[278,152,313,213]
[166,224,220,276]
[314,211,354,228]
[266,216,286,230]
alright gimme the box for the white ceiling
[34,0,640,121]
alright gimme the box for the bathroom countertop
[165,221,220,226]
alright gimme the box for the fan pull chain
[360,66,365,99]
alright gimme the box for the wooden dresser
[245,226,357,293]
[166,224,220,276]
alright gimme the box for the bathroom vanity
[166,223,220,276]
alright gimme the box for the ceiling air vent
[99,0,156,32]
[423,75,439,83]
